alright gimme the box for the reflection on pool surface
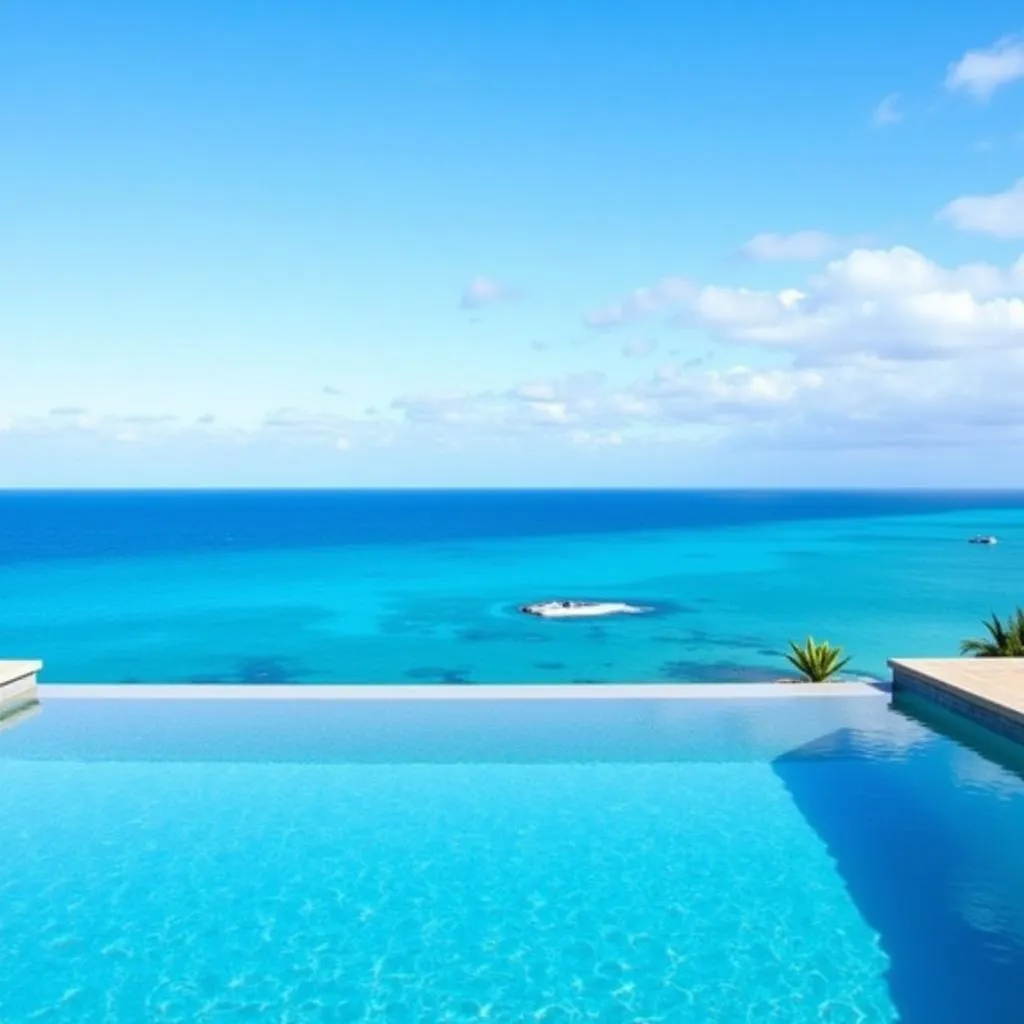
[2,693,1023,1023]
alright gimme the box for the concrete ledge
[889,657,1024,745]
[38,681,889,701]
[0,660,43,721]
[0,700,40,734]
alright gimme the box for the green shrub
[785,637,851,682]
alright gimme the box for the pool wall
[9,655,1024,758]
[890,659,1024,747]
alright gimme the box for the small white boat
[520,600,648,619]
[968,535,999,545]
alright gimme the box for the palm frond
[961,607,1024,658]
[785,636,850,682]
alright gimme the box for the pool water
[2,692,1024,1023]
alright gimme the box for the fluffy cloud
[2,408,191,441]
[938,178,1024,238]
[946,35,1024,100]
[383,341,1024,455]
[459,243,1018,452]
[11,241,1024,465]
[460,276,518,309]
[738,230,840,262]
[260,407,392,450]
[871,93,904,126]
[389,366,825,442]
[391,390,485,425]
[584,276,693,328]
[680,246,1024,360]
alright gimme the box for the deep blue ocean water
[2,489,1023,683]
[2,692,1024,1022]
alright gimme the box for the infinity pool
[2,689,1023,1023]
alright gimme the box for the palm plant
[960,608,1024,658]
[785,637,851,682]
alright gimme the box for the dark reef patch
[236,657,308,684]
[458,627,508,643]
[404,666,473,684]
[183,655,309,684]
[654,628,770,652]
[458,626,549,644]
[661,659,786,683]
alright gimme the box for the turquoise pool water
[2,692,1024,1022]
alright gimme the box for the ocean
[1,489,1022,684]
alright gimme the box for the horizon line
[2,485,1024,495]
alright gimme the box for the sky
[1,1,1023,487]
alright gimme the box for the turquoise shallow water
[2,694,1024,1022]
[0,491,1022,682]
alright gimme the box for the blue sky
[1,1,1023,486]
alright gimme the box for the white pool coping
[0,661,43,687]
[38,681,889,701]
[0,660,42,720]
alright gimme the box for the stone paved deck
[889,657,1024,742]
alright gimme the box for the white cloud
[263,407,320,429]
[378,352,1024,455]
[9,316,1024,467]
[622,337,658,358]
[569,429,624,448]
[739,230,839,262]
[938,178,1024,238]
[946,35,1024,101]
[460,276,518,309]
[0,409,195,442]
[388,365,826,444]
[388,245,1024,455]
[585,276,694,328]
[680,246,1024,360]
[10,241,1024,468]
[257,408,396,448]
[513,380,557,401]
[814,246,1024,297]
[392,390,483,424]
[871,93,904,126]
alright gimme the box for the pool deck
[889,658,1024,743]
